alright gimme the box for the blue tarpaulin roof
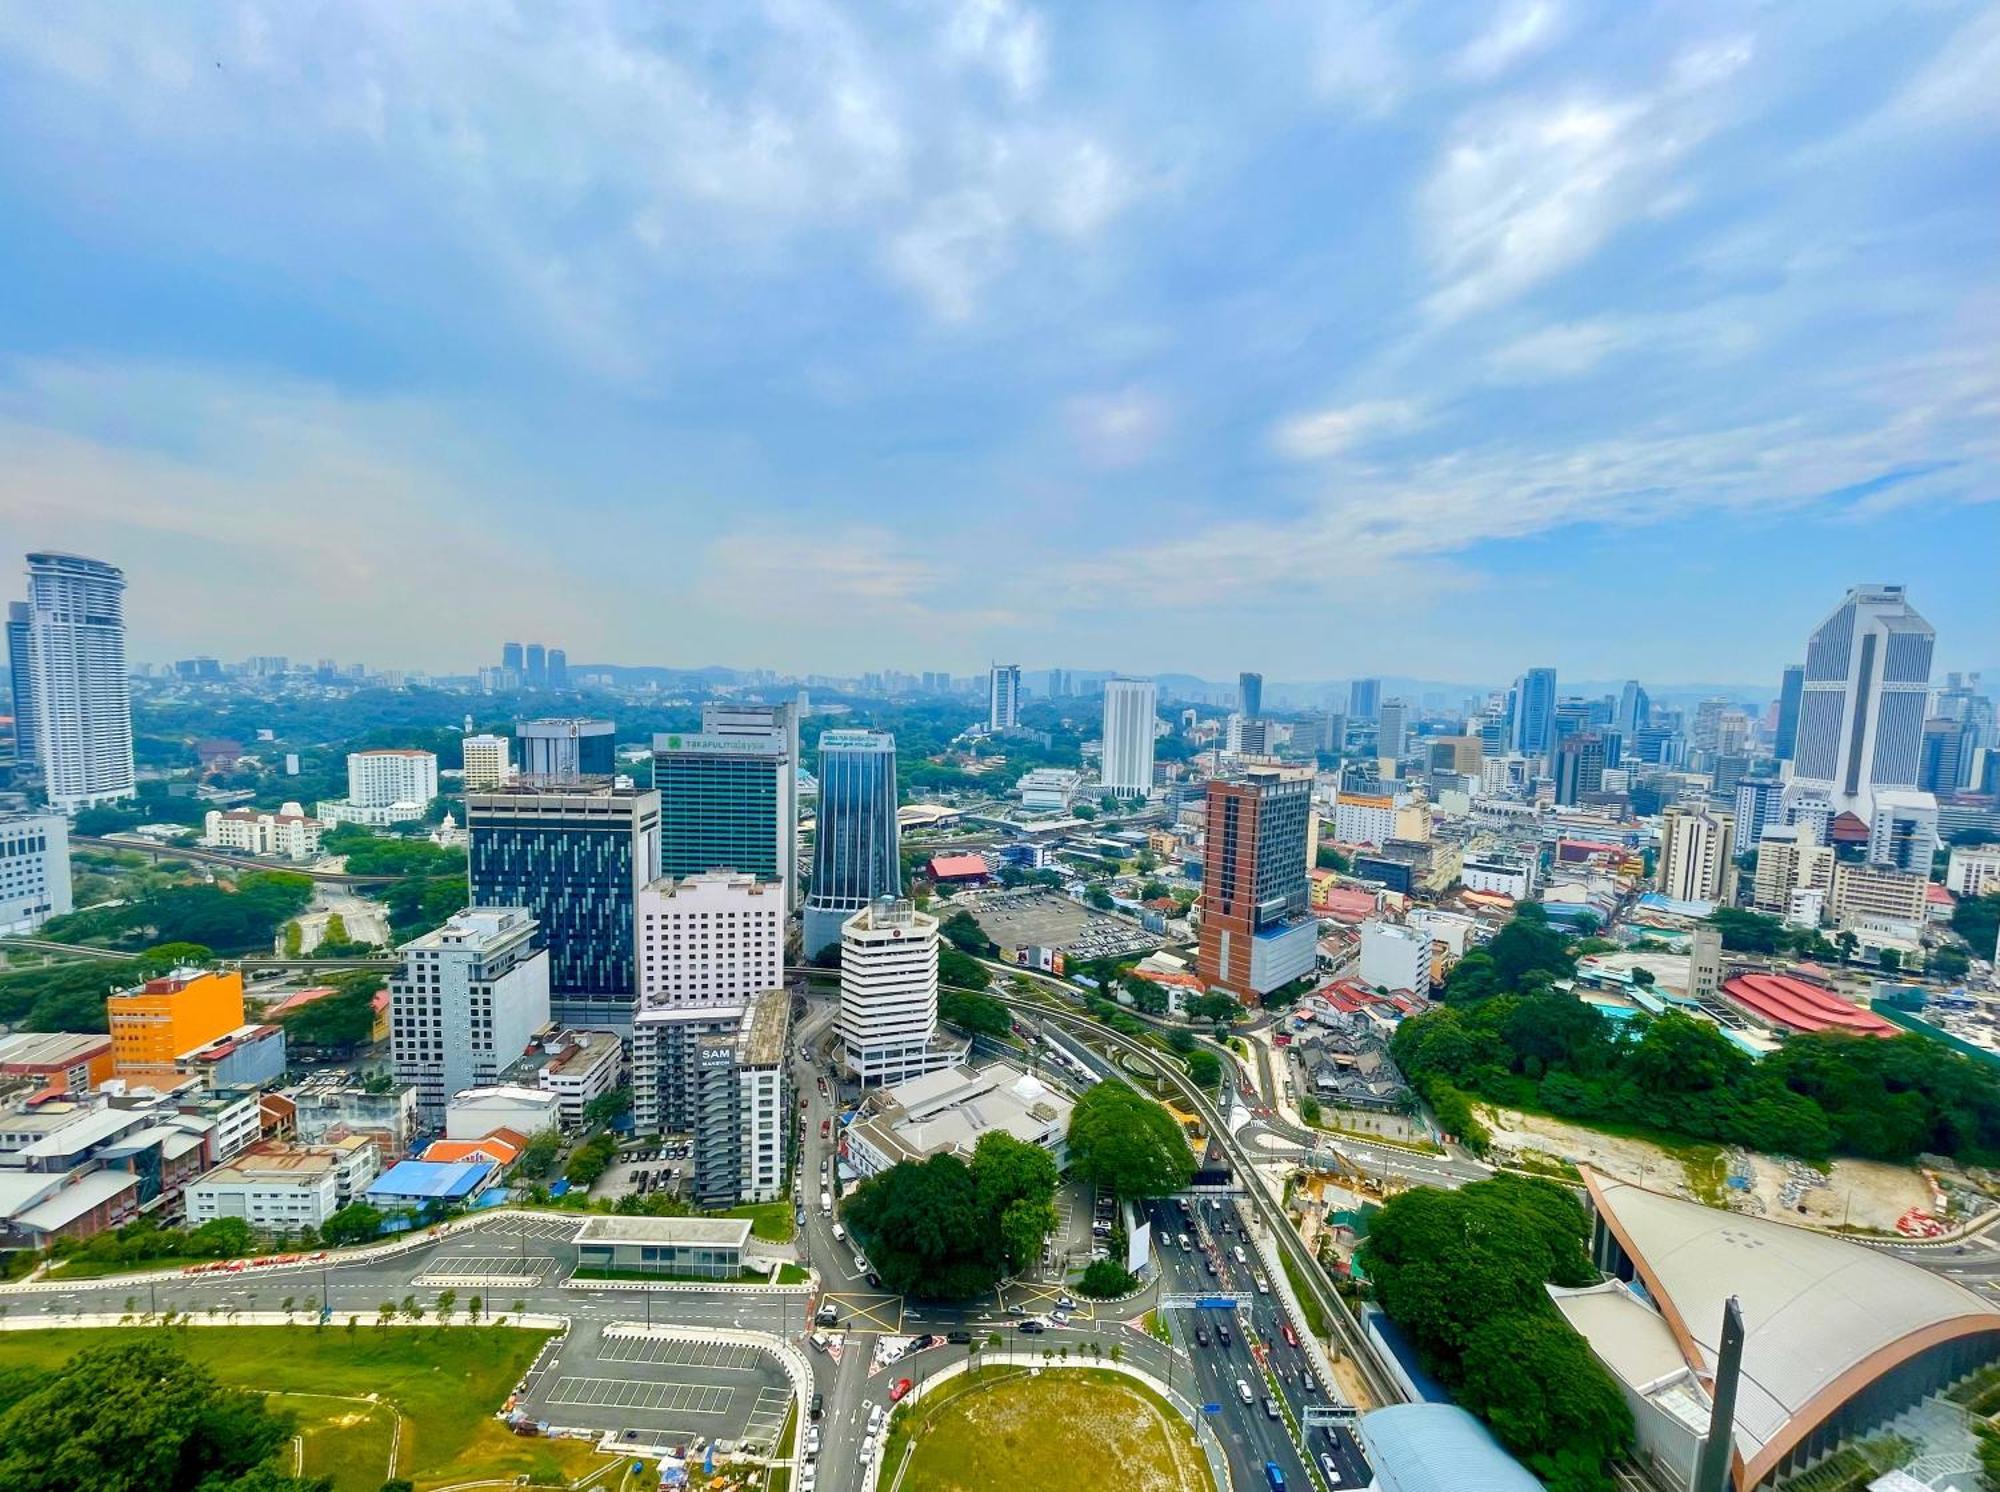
[365,1159,492,1203]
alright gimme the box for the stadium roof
[1720,972,1897,1036]
[1359,1404,1543,1492]
[1578,1169,2000,1488]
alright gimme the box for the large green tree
[1065,1082,1195,1198]
[0,1338,328,1492]
[843,1130,1060,1296]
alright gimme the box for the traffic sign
[1202,1402,1222,1414]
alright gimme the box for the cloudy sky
[1,1,1995,684]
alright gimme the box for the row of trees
[1360,1176,1632,1492]
[1065,1082,1195,1198]
[842,1131,1059,1298]
[0,941,215,1033]
[41,871,313,956]
[1402,906,2000,1163]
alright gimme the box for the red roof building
[927,853,990,883]
[1720,972,1898,1037]
[1829,812,1872,846]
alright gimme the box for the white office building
[461,733,511,789]
[634,872,785,1011]
[1461,856,1535,900]
[347,749,439,808]
[988,664,1021,732]
[1377,700,1411,761]
[1866,789,1939,875]
[840,897,957,1086]
[201,803,321,861]
[185,1137,379,1232]
[1359,921,1431,999]
[12,552,135,811]
[1784,584,1934,824]
[389,907,551,1124]
[1100,678,1158,797]
[1018,767,1084,812]
[1946,845,2000,900]
[1657,806,1739,906]
[0,812,72,935]
[536,1029,624,1129]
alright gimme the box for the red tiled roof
[1829,812,1872,844]
[928,853,989,879]
[1721,972,1897,1037]
[1926,882,1956,906]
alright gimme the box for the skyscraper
[1377,700,1410,761]
[987,664,1021,732]
[1785,584,1934,824]
[388,907,549,1123]
[803,730,901,958]
[1554,734,1607,805]
[1615,680,1651,738]
[466,781,660,1029]
[1238,671,1263,720]
[6,603,35,766]
[501,641,524,675]
[652,724,795,909]
[517,717,616,780]
[1196,766,1316,1003]
[1773,664,1804,763]
[546,648,568,689]
[1100,678,1157,797]
[1658,805,1738,905]
[15,553,136,811]
[1920,717,1968,794]
[1349,678,1382,721]
[1511,667,1558,761]
[524,642,547,687]
[839,896,956,1085]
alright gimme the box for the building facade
[839,897,955,1085]
[466,782,660,1028]
[388,907,551,1124]
[201,804,321,861]
[347,749,439,808]
[461,733,511,789]
[1100,678,1158,796]
[803,730,901,959]
[108,968,246,1082]
[1657,806,1739,906]
[1785,584,1934,825]
[14,552,135,810]
[635,872,785,1011]
[691,986,789,1206]
[1197,767,1317,1002]
[516,717,615,780]
[651,729,794,908]
[0,811,72,935]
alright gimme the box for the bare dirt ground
[1481,1104,1932,1232]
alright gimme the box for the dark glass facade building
[466,783,660,1029]
[803,730,900,958]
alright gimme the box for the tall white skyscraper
[1785,584,1934,824]
[1658,806,1738,906]
[1378,699,1411,760]
[16,553,135,812]
[988,663,1021,732]
[1100,678,1157,796]
[839,896,955,1086]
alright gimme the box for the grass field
[896,1368,1212,1492]
[717,1200,797,1243]
[0,1325,611,1491]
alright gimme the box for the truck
[1264,1462,1286,1492]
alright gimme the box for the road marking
[547,1376,732,1413]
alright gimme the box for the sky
[0,1,1995,686]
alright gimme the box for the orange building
[107,968,246,1082]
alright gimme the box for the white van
[832,1222,846,1243]
[1232,1245,1247,1266]
[820,1190,832,1217]
[1236,1378,1254,1405]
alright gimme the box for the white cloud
[940,0,1047,99]
[1484,319,1627,380]
[1419,36,1755,323]
[1066,388,1166,468]
[1308,1,1408,116]
[1453,1,1561,82]
[1271,399,1424,460]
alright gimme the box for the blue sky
[0,1,1994,685]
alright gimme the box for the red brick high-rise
[1196,766,1316,1004]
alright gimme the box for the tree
[1083,885,1114,911]
[582,1087,631,1129]
[939,910,997,958]
[938,988,1011,1038]
[1952,892,2000,956]
[938,947,993,991]
[320,1202,385,1248]
[1066,1083,1195,1199]
[1078,1258,1137,1298]
[1932,946,1972,980]
[1184,1050,1222,1088]
[1315,846,1351,873]
[0,1338,320,1492]
[1300,1096,1322,1124]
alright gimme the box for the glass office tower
[802,730,900,959]
[466,782,660,1029]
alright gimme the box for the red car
[821,1119,831,1137]
[889,1378,913,1403]
[1281,1322,1299,1348]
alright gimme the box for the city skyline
[1,6,1994,678]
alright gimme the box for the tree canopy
[843,1131,1058,1297]
[42,872,312,955]
[1396,910,2000,1164]
[938,987,1012,1038]
[0,1338,328,1492]
[1065,1082,1195,1198]
[1360,1175,1631,1491]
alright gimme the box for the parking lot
[962,887,1159,960]
[588,1138,694,1204]
[517,1319,794,1452]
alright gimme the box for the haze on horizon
[0,3,1995,681]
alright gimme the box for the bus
[1264,1461,1286,1492]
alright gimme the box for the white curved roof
[1360,1404,1543,1492]
[1586,1171,2000,1486]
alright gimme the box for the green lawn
[898,1367,1212,1492]
[1276,1249,1327,1340]
[571,1265,771,1284]
[715,1200,797,1243]
[0,1325,609,1491]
